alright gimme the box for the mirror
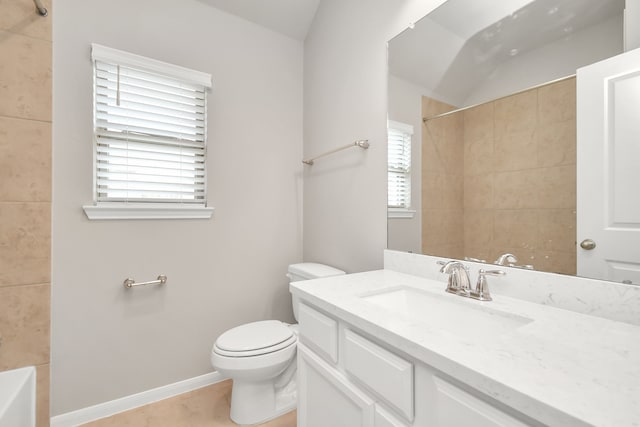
[387,0,629,280]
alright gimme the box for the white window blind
[388,121,413,209]
[92,44,212,205]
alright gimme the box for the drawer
[298,344,375,427]
[344,329,414,421]
[375,405,410,427]
[433,377,532,427]
[298,303,338,363]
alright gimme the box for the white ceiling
[389,0,625,106]
[201,0,321,40]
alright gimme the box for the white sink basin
[361,286,533,338]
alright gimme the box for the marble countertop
[290,269,640,427]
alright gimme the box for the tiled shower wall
[422,78,577,275]
[0,0,52,425]
[421,97,463,258]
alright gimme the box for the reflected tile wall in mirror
[421,97,463,259]
[422,77,576,275]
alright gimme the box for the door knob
[580,239,596,250]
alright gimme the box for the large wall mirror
[387,0,640,284]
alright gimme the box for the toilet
[211,263,345,425]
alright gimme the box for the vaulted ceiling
[389,0,625,106]
[201,0,321,40]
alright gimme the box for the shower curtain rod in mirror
[423,74,576,122]
[33,0,47,16]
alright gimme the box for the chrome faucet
[439,261,471,296]
[494,253,518,266]
[438,260,506,302]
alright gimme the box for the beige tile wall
[0,0,52,425]
[421,97,463,258]
[422,77,577,275]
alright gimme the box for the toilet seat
[214,320,296,357]
[214,335,296,357]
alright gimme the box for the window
[83,44,213,220]
[387,120,414,218]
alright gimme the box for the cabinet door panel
[298,344,375,427]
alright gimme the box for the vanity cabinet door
[298,343,375,427]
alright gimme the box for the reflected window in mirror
[388,120,415,219]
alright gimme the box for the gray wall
[52,0,303,415]
[387,75,426,254]
[625,0,640,50]
[302,0,446,272]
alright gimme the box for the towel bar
[303,140,369,165]
[123,275,167,288]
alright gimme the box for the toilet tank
[288,263,345,321]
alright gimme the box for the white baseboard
[50,371,225,427]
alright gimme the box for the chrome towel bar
[123,275,167,289]
[303,140,369,165]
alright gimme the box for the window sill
[83,204,215,220]
[387,208,416,219]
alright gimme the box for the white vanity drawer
[298,303,338,364]
[433,377,532,427]
[375,405,410,427]
[298,344,375,427]
[344,329,414,421]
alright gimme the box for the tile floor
[82,380,296,427]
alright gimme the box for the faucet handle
[470,269,505,301]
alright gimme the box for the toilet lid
[216,320,294,353]
[214,334,297,357]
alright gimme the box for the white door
[577,47,640,285]
[297,344,375,427]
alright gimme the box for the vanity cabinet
[297,302,535,427]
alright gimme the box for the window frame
[83,44,214,220]
[387,120,415,219]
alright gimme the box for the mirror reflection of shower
[387,0,625,278]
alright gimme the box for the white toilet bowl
[211,320,298,425]
[211,263,345,425]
